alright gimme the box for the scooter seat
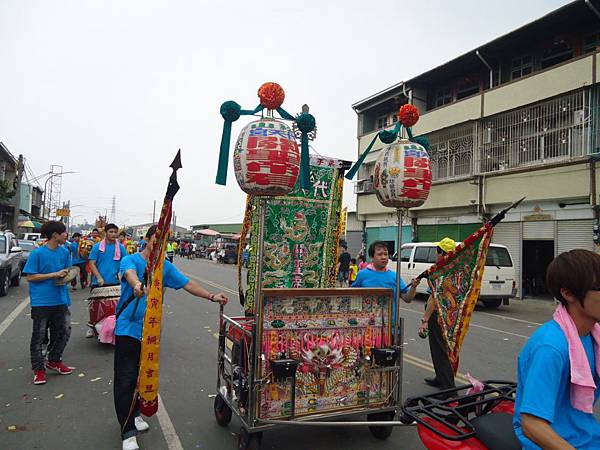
[471,413,520,450]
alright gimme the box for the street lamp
[41,171,77,220]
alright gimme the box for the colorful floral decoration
[398,104,420,128]
[215,82,314,191]
[258,82,285,110]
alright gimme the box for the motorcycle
[401,380,521,450]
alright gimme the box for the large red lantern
[233,118,300,196]
[373,139,432,208]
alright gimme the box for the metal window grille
[476,89,588,174]
[426,123,475,181]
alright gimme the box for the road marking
[183,273,238,297]
[469,323,528,339]
[0,296,30,337]
[398,307,529,339]
[477,311,542,326]
[404,353,469,384]
[157,394,184,450]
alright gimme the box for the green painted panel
[417,223,482,243]
[366,226,411,255]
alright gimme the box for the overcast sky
[0,0,569,228]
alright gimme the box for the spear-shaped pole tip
[170,149,182,171]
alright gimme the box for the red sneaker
[45,361,73,375]
[33,370,46,385]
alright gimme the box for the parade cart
[211,83,434,448]
[214,288,409,449]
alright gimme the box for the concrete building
[352,0,600,298]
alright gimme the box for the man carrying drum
[87,224,127,338]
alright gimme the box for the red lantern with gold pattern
[233,118,300,196]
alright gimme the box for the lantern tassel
[345,122,401,181]
[300,134,311,190]
[216,120,233,185]
[215,102,263,186]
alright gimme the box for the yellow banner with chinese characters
[138,228,169,416]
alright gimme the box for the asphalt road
[0,257,563,449]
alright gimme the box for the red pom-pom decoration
[398,104,420,127]
[258,82,285,110]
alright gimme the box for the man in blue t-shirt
[24,220,74,385]
[514,249,600,449]
[89,223,127,287]
[352,240,418,332]
[68,232,88,290]
[113,225,228,450]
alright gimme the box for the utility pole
[110,195,116,224]
[152,200,156,223]
[12,154,24,232]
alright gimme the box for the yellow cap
[435,237,457,254]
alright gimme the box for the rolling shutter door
[522,221,555,240]
[492,222,522,298]
[556,220,595,254]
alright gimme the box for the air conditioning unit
[354,180,374,194]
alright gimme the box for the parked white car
[388,242,517,309]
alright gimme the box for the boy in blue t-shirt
[113,225,228,450]
[514,249,600,449]
[23,220,73,385]
[89,223,127,287]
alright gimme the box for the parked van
[388,242,517,308]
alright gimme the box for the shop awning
[196,229,220,236]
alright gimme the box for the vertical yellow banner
[138,229,169,416]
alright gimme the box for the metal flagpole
[394,207,403,346]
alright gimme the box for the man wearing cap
[418,237,456,390]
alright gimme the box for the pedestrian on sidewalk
[337,244,351,287]
[513,249,600,449]
[113,225,228,450]
[24,220,74,385]
[418,237,457,391]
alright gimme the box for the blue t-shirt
[23,245,71,307]
[89,241,127,286]
[115,253,189,340]
[351,268,408,325]
[68,241,85,265]
[514,320,600,449]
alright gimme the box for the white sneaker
[135,416,149,432]
[85,328,95,338]
[122,436,139,450]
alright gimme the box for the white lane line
[0,296,30,337]
[469,323,529,339]
[477,311,542,326]
[157,394,184,450]
[398,306,529,339]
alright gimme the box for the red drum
[88,285,120,330]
